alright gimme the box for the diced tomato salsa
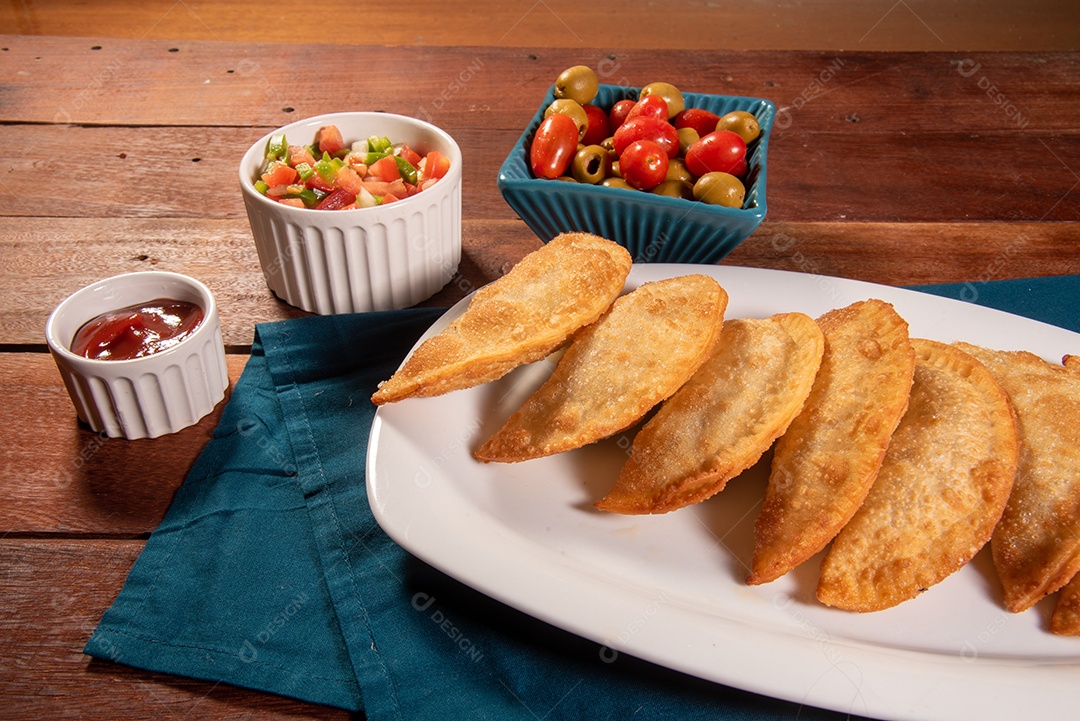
[253,124,452,210]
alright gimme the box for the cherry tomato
[581,103,611,146]
[684,130,747,178]
[612,115,680,159]
[530,113,579,179]
[608,99,637,131]
[728,156,748,178]
[673,108,721,138]
[619,139,669,191]
[625,95,668,123]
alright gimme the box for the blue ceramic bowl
[498,84,775,264]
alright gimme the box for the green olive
[716,110,761,143]
[600,136,616,153]
[676,127,699,155]
[571,144,611,184]
[556,175,578,182]
[600,177,636,191]
[651,179,694,200]
[693,172,746,207]
[665,157,693,184]
[545,98,589,141]
[640,81,685,119]
[554,65,599,105]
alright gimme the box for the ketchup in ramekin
[70,299,204,360]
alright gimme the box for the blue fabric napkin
[908,274,1079,334]
[85,274,1079,720]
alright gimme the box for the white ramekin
[239,112,463,315]
[45,271,229,440]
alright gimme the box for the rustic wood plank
[0,538,347,719]
[727,221,1080,285]
[2,122,1078,226]
[2,218,1077,350]
[1,36,1077,134]
[3,1,1078,52]
[0,353,247,536]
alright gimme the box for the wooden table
[1,34,1077,719]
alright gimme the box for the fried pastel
[371,232,631,405]
[473,274,728,462]
[817,339,1019,612]
[748,300,915,585]
[596,313,823,515]
[955,342,1080,613]
[1051,573,1080,635]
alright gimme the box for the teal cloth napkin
[908,274,1079,334]
[85,275,1079,719]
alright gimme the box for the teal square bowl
[498,84,774,264]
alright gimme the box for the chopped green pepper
[314,152,344,182]
[295,187,320,208]
[367,135,393,154]
[254,179,269,194]
[265,133,289,163]
[295,162,314,181]
[393,156,418,184]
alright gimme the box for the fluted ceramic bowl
[240,112,462,314]
[46,271,229,439]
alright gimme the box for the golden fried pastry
[596,313,823,515]
[817,340,1019,612]
[1051,573,1080,635]
[474,274,728,462]
[955,342,1080,613]
[748,300,915,585]
[371,232,632,405]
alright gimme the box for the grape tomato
[581,103,611,146]
[619,140,669,191]
[684,130,747,178]
[612,116,680,159]
[530,113,579,179]
[625,95,668,123]
[673,108,721,138]
[608,99,637,131]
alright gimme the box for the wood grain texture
[3,1,1078,51]
[2,37,1077,132]
[0,354,245,535]
[0,539,346,719]
[2,218,1076,349]
[3,123,1079,225]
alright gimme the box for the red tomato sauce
[70,299,204,360]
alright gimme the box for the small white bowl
[46,271,229,440]
[239,111,463,314]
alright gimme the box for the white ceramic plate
[367,265,1080,721]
